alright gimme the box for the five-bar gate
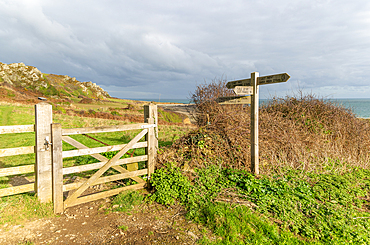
[52,104,157,213]
[0,103,158,214]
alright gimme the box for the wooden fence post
[35,102,53,203]
[144,103,158,181]
[51,123,64,213]
[250,72,259,175]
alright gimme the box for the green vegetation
[118,225,128,231]
[38,84,60,97]
[111,190,145,213]
[6,89,15,97]
[0,193,54,225]
[158,108,183,123]
[150,164,370,244]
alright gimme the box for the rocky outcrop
[0,62,45,87]
[0,62,110,100]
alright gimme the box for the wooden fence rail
[0,102,158,213]
[0,124,36,197]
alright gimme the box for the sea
[328,99,370,119]
[134,98,370,119]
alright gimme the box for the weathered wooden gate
[51,104,158,213]
[0,103,157,213]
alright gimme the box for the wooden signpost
[226,73,290,88]
[216,95,251,105]
[221,72,290,175]
[233,86,253,95]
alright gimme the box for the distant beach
[129,98,192,104]
[133,98,370,119]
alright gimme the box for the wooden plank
[65,183,146,208]
[94,169,147,185]
[62,155,148,175]
[62,123,153,136]
[0,183,34,197]
[0,146,35,157]
[257,73,290,85]
[147,118,156,179]
[151,104,159,139]
[226,73,290,88]
[0,165,34,177]
[250,72,259,175]
[62,136,145,183]
[64,129,148,208]
[63,169,147,191]
[233,86,253,95]
[144,103,158,142]
[51,123,64,214]
[62,142,147,158]
[144,104,158,181]
[226,78,251,89]
[35,102,53,203]
[0,124,35,134]
[216,96,251,105]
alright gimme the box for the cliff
[0,62,110,103]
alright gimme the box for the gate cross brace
[62,136,145,184]
[64,129,148,208]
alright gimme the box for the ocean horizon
[130,98,370,119]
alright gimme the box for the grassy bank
[150,164,370,244]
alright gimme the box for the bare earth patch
[0,198,215,244]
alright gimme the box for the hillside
[0,62,110,104]
[0,62,193,126]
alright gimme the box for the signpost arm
[250,72,259,175]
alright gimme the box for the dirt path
[158,104,197,124]
[0,198,215,244]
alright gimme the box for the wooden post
[250,72,259,175]
[35,102,53,203]
[51,123,64,213]
[144,103,158,136]
[144,103,158,181]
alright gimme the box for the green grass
[0,193,54,225]
[110,190,145,213]
[198,203,315,245]
[118,225,128,231]
[0,105,36,171]
[158,108,183,123]
[150,164,370,244]
[0,104,34,126]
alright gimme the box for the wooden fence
[0,102,158,214]
[0,124,36,197]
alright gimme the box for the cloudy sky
[1,0,370,100]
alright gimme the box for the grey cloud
[1,0,370,99]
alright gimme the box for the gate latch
[44,136,52,151]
